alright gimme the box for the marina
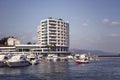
[0,52,98,67]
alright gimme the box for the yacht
[47,54,59,62]
[6,54,30,67]
[27,54,39,65]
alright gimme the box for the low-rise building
[7,37,20,46]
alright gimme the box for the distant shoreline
[98,55,120,59]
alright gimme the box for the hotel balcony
[49,26,56,28]
[49,23,56,26]
[49,28,56,31]
[49,31,56,34]
[49,37,56,40]
[49,34,56,37]
[49,41,56,43]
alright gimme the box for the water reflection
[37,61,70,80]
[39,61,69,73]
[0,66,40,80]
[0,61,71,80]
[1,59,120,80]
[0,67,23,75]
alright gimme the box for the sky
[0,0,120,53]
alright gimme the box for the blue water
[0,59,120,80]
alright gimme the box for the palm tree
[52,43,56,51]
[46,43,56,53]
[46,45,51,53]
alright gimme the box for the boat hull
[30,60,39,65]
[0,61,6,67]
[75,60,89,64]
[6,61,30,67]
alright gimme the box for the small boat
[74,54,80,60]
[27,54,39,65]
[47,54,59,62]
[75,54,89,64]
[6,54,30,67]
[67,55,73,60]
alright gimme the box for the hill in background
[70,49,119,56]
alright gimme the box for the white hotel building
[37,17,69,54]
[0,17,70,56]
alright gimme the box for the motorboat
[27,54,39,65]
[74,54,80,60]
[6,54,30,67]
[75,54,89,64]
[75,59,89,64]
[47,54,59,62]
[67,55,73,60]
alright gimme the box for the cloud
[111,21,120,25]
[82,22,89,27]
[102,18,120,26]
[81,19,90,27]
[32,36,37,41]
[0,32,1,35]
[102,18,110,24]
[20,35,27,40]
[106,33,120,37]
[69,17,80,20]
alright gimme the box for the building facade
[37,17,69,54]
[7,37,20,46]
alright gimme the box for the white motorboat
[67,55,73,60]
[75,54,89,64]
[74,54,80,60]
[75,59,89,64]
[47,54,59,62]
[6,55,30,67]
[27,54,39,65]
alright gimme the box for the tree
[0,37,8,46]
[27,42,32,44]
[46,45,51,53]
[51,43,56,51]
[47,43,56,51]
